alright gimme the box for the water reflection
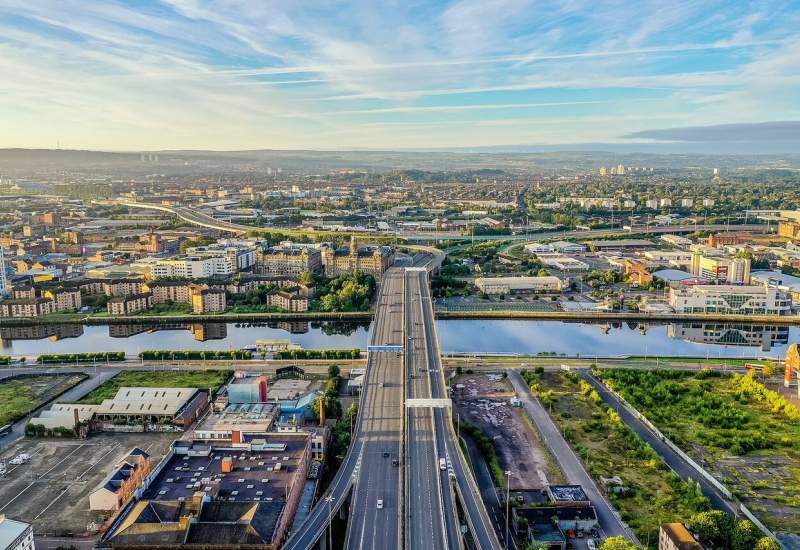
[436,320,797,358]
[667,323,789,352]
[0,320,794,358]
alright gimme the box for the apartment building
[0,298,54,318]
[107,292,153,315]
[184,244,257,272]
[147,280,193,304]
[151,256,233,279]
[41,288,82,312]
[668,284,791,315]
[257,246,322,277]
[190,286,226,314]
[267,289,310,312]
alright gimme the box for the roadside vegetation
[38,351,125,364]
[275,348,361,360]
[459,420,506,487]
[522,368,712,544]
[138,350,251,360]
[598,368,800,534]
[77,369,231,404]
[0,373,87,426]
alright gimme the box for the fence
[590,373,782,544]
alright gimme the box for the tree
[732,519,761,550]
[328,364,340,379]
[537,268,549,277]
[598,536,637,550]
[689,510,734,549]
[299,270,314,287]
[760,361,779,379]
[754,537,781,550]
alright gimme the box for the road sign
[367,345,403,352]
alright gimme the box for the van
[587,540,597,550]
[439,458,446,471]
[376,499,384,509]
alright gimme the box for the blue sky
[1,0,798,150]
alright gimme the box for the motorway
[344,269,405,550]
[508,370,639,543]
[579,369,739,517]
[416,271,503,550]
[405,269,460,550]
[284,269,405,550]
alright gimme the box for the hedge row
[138,350,253,360]
[38,352,125,364]
[275,348,361,360]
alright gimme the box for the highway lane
[418,273,503,550]
[284,269,404,550]
[507,370,638,543]
[345,269,405,550]
[405,269,454,550]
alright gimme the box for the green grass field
[598,368,800,535]
[0,374,87,426]
[528,369,711,544]
[77,370,232,404]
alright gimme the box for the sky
[1,0,799,151]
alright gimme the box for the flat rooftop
[196,402,278,434]
[549,484,590,502]
[142,438,308,504]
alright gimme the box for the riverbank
[2,308,799,327]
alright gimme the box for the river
[0,320,795,359]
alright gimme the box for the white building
[184,243,257,272]
[0,515,34,550]
[475,276,562,295]
[659,234,693,248]
[681,198,694,208]
[660,198,672,208]
[668,284,791,316]
[524,242,554,254]
[151,256,233,279]
[645,199,659,209]
[702,199,715,207]
[550,241,587,254]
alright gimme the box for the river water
[0,320,795,359]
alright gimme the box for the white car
[376,499,384,510]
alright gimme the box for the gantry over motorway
[284,262,500,549]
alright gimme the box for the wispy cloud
[0,0,797,149]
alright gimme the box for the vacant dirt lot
[453,374,562,491]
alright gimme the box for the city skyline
[1,0,799,151]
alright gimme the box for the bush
[138,350,252,360]
[275,348,361,360]
[38,352,125,364]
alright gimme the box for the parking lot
[0,432,178,537]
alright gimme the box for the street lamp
[326,494,334,550]
[505,470,512,549]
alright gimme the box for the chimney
[258,376,268,402]
[178,515,192,531]
[73,407,80,429]
[319,396,325,427]
[221,456,233,473]
[231,430,242,445]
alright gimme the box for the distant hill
[1,147,799,174]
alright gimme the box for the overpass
[117,201,253,234]
[284,258,501,549]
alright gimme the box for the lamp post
[326,494,333,550]
[505,470,512,549]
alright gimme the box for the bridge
[284,261,501,549]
